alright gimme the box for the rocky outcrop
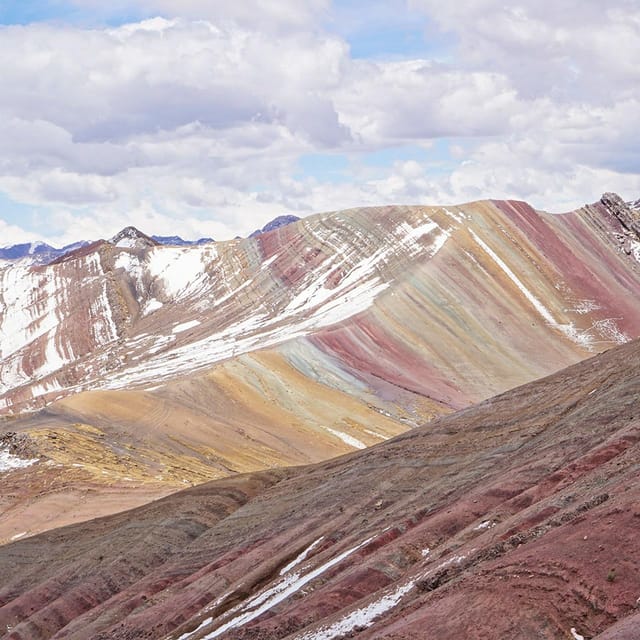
[601,192,640,237]
[0,431,36,458]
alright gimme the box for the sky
[0,0,639,245]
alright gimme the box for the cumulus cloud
[67,0,331,32]
[409,0,640,100]
[0,1,639,244]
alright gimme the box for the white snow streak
[570,628,585,640]
[296,553,468,639]
[280,537,325,576]
[324,427,367,450]
[183,536,373,640]
[297,581,415,640]
[172,320,201,334]
[469,230,593,349]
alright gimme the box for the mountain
[0,211,298,267]
[1,335,638,640]
[249,214,301,237]
[0,240,90,265]
[3,193,640,415]
[152,235,214,246]
[109,226,159,249]
[2,193,640,539]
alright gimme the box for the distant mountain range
[151,234,213,246]
[0,213,300,264]
[0,240,91,265]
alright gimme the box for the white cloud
[0,1,639,245]
[335,61,520,142]
[0,219,41,247]
[68,0,331,32]
[409,0,640,100]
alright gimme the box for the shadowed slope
[1,339,639,639]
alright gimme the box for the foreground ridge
[1,338,639,639]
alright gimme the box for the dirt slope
[1,338,639,639]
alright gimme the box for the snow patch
[297,580,416,640]
[570,628,585,640]
[569,299,601,315]
[172,320,201,334]
[146,245,216,300]
[442,207,466,224]
[143,298,163,315]
[114,251,139,272]
[190,536,374,640]
[0,449,38,473]
[115,237,138,249]
[473,520,495,531]
[592,318,629,345]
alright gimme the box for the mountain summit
[109,226,159,249]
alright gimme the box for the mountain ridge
[3,193,640,415]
